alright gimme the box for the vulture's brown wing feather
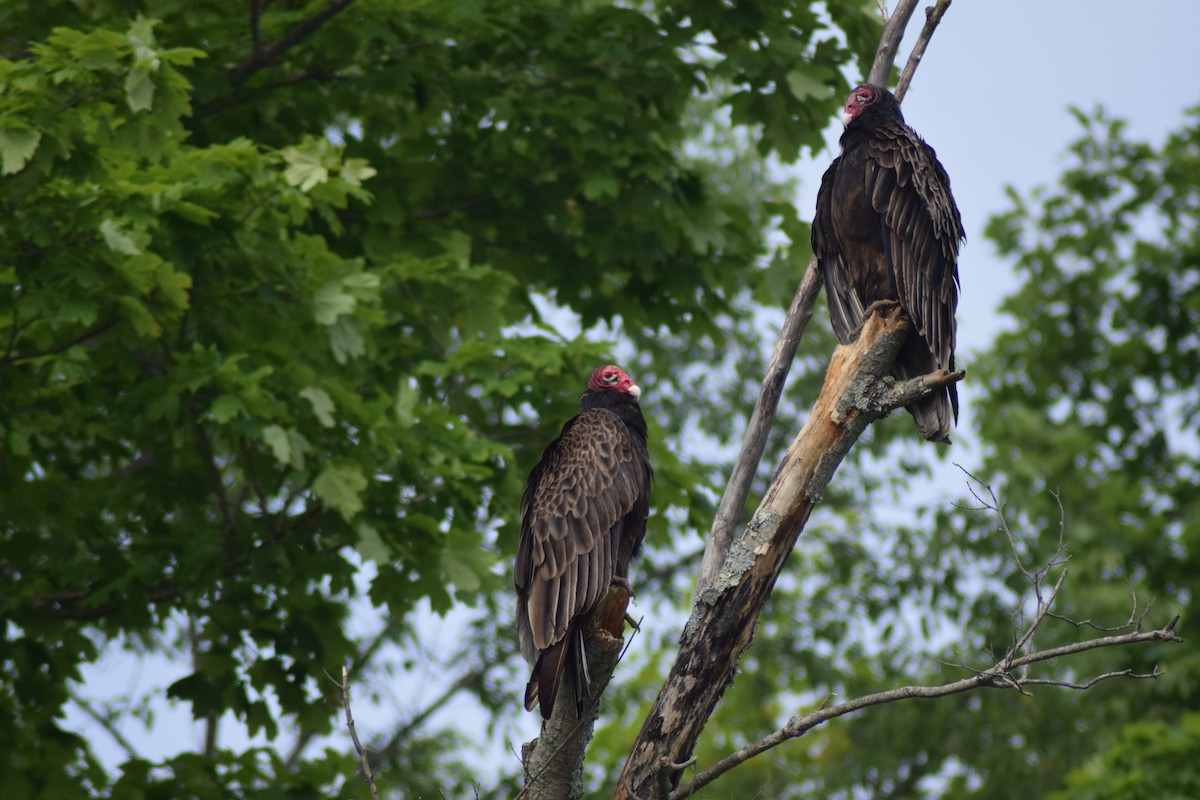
[515,407,648,713]
[813,156,865,345]
[863,122,964,370]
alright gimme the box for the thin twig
[285,619,402,769]
[895,0,953,102]
[68,690,139,760]
[1020,668,1164,690]
[341,665,383,800]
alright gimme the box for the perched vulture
[515,365,652,719]
[812,84,965,442]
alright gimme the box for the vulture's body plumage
[812,84,965,442]
[515,365,652,719]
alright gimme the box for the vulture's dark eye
[857,93,870,103]
[602,372,618,384]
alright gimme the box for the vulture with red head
[812,84,965,442]
[515,365,652,719]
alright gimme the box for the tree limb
[696,266,822,591]
[895,0,953,102]
[669,616,1183,799]
[613,308,962,799]
[867,0,919,87]
[27,507,313,620]
[374,644,512,768]
[2,317,120,364]
[227,0,356,87]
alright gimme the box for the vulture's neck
[580,391,647,441]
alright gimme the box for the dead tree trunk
[612,307,962,799]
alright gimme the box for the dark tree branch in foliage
[250,0,263,58]
[2,318,120,364]
[188,613,219,758]
[27,509,313,620]
[339,665,382,800]
[195,70,351,119]
[227,0,356,86]
[697,0,939,592]
[614,308,964,799]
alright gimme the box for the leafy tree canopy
[0,0,879,796]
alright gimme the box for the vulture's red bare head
[587,364,641,400]
[841,84,894,127]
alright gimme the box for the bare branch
[867,0,919,86]
[376,652,504,766]
[697,265,822,591]
[618,6,959,794]
[341,665,383,800]
[670,618,1183,799]
[1020,668,1164,690]
[895,0,953,102]
[285,619,402,769]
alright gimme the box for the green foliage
[0,0,881,797]
[1048,713,1200,800]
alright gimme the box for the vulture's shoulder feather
[864,120,964,366]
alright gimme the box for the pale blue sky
[65,0,1200,787]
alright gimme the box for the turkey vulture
[812,84,965,442]
[515,365,652,719]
